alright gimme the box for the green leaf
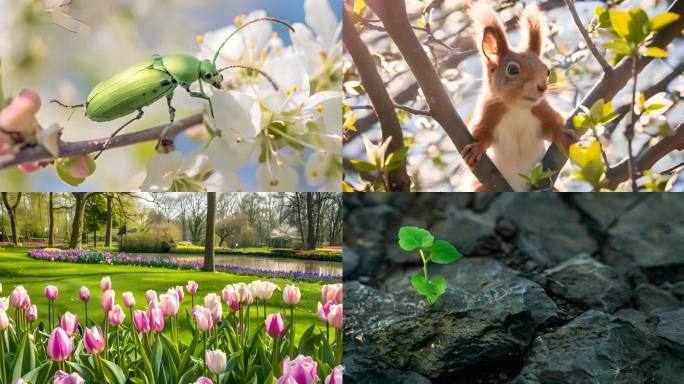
[650,12,680,31]
[349,160,377,172]
[100,358,127,384]
[628,8,649,44]
[429,240,463,264]
[385,146,410,168]
[573,114,589,129]
[410,273,447,304]
[590,99,605,120]
[644,47,668,58]
[56,155,96,187]
[431,277,447,298]
[603,40,632,55]
[569,141,606,187]
[398,226,434,251]
[608,10,630,39]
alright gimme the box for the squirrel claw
[461,142,487,170]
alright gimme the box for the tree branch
[363,0,512,191]
[343,8,411,191]
[564,0,612,73]
[605,123,684,189]
[0,113,203,170]
[536,0,684,190]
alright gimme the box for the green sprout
[398,226,462,305]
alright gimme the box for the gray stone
[614,308,651,333]
[634,283,680,313]
[569,193,644,232]
[604,194,684,284]
[429,210,498,256]
[344,232,387,280]
[671,281,684,298]
[491,194,597,266]
[473,192,500,212]
[514,310,684,384]
[343,246,359,278]
[655,308,684,360]
[543,254,630,313]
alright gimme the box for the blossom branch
[535,0,684,190]
[344,8,411,191]
[563,0,612,73]
[363,0,512,191]
[0,114,202,170]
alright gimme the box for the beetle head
[199,59,223,89]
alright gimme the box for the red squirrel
[461,2,576,191]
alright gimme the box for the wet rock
[569,193,644,232]
[473,192,499,212]
[491,194,597,266]
[496,217,517,239]
[344,232,387,281]
[343,247,359,278]
[543,254,630,313]
[429,210,498,256]
[514,310,684,384]
[614,308,650,333]
[634,283,680,313]
[671,281,684,298]
[654,308,684,360]
[345,259,560,382]
[604,195,684,284]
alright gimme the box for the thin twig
[350,103,432,116]
[626,55,639,190]
[563,0,612,73]
[0,113,203,170]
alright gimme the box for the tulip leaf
[398,226,434,251]
[152,336,163,383]
[11,333,35,381]
[65,361,97,383]
[100,358,127,384]
[429,240,463,264]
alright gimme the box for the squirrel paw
[461,142,488,169]
[556,128,579,154]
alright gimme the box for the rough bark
[204,192,216,272]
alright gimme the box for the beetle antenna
[218,65,279,91]
[212,17,295,65]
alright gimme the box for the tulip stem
[47,302,51,331]
[116,327,120,366]
[84,302,88,326]
[203,333,208,377]
[104,313,109,360]
[96,354,107,384]
[326,323,330,345]
[271,337,278,372]
[335,328,342,365]
[263,300,267,324]
[0,330,6,384]
[290,305,295,357]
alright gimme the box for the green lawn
[0,247,327,342]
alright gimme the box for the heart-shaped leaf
[411,273,448,304]
[398,226,434,251]
[429,240,463,264]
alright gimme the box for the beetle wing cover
[87,58,157,105]
[86,67,175,121]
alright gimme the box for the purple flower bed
[26,248,341,282]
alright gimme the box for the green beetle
[52,17,292,157]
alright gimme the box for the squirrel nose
[537,83,547,93]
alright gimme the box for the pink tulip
[325,365,343,384]
[0,308,9,329]
[283,285,301,306]
[60,312,78,337]
[79,287,90,302]
[205,349,227,375]
[13,379,27,384]
[192,306,213,332]
[322,284,342,305]
[317,301,332,322]
[101,289,115,312]
[278,355,319,384]
[222,286,240,311]
[122,292,135,308]
[133,310,150,333]
[146,289,158,304]
[149,307,164,331]
[0,297,8,310]
[54,370,85,384]
[100,276,111,292]
[47,328,73,361]
[83,325,104,354]
[186,280,198,294]
[44,285,59,301]
[204,293,222,322]
[10,286,29,309]
[109,304,125,327]
[160,293,179,317]
[175,286,185,301]
[265,313,286,338]
[193,378,213,384]
[26,304,38,322]
[327,304,343,329]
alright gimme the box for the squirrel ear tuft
[470,2,509,66]
[520,3,546,56]
[482,27,507,65]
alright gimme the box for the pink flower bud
[192,305,213,332]
[317,301,332,322]
[0,89,41,133]
[47,328,73,361]
[278,355,319,384]
[100,276,111,292]
[205,349,227,375]
[122,291,135,308]
[10,285,30,309]
[0,297,7,311]
[186,280,198,294]
[325,365,344,384]
[146,289,158,304]
[322,284,342,305]
[59,312,78,337]
[222,286,240,311]
[175,286,185,301]
[83,325,104,354]
[193,378,213,384]
[79,286,90,302]
[54,370,85,384]
[283,285,301,306]
[265,313,286,338]
[44,285,58,301]
[327,304,343,330]
[108,304,125,327]
[0,309,9,330]
[26,304,38,322]
[160,293,179,317]
[133,310,150,333]
[148,307,164,332]
[18,162,41,173]
[101,289,115,312]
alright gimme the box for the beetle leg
[184,84,215,119]
[94,109,144,160]
[155,92,178,151]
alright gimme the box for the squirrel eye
[506,63,520,76]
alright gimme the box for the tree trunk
[93,229,97,248]
[295,195,305,247]
[48,192,55,246]
[70,193,87,249]
[204,192,216,272]
[1,192,21,245]
[105,194,113,247]
[306,193,315,250]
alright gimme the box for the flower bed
[169,246,343,262]
[27,248,341,282]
